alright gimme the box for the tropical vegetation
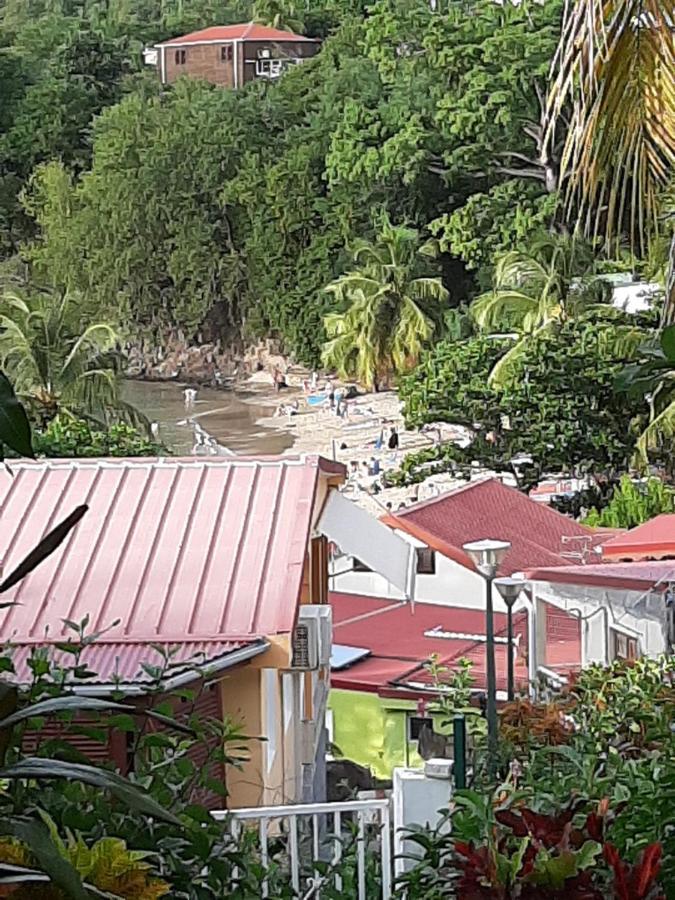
[322,217,448,390]
[0,273,143,428]
[583,475,675,529]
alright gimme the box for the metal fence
[212,798,393,900]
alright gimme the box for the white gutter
[160,45,166,84]
[234,38,239,88]
[61,640,269,696]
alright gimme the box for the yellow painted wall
[219,666,263,808]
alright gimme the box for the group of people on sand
[345,425,401,494]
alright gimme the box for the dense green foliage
[33,416,164,457]
[396,318,649,490]
[399,658,675,898]
[2,0,564,364]
[583,475,675,528]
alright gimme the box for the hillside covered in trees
[2,0,566,364]
[1,0,673,475]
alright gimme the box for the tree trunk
[660,232,675,328]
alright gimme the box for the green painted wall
[328,689,448,779]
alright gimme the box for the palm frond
[488,328,550,390]
[471,290,539,333]
[545,0,675,251]
[408,277,450,304]
[636,398,675,462]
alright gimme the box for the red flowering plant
[447,796,664,899]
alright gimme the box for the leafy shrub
[32,416,164,458]
[583,475,675,528]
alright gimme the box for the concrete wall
[220,665,263,808]
[532,581,668,667]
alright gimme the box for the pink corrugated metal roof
[0,456,340,646]
[7,639,262,686]
[158,23,317,46]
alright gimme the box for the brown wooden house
[145,23,320,88]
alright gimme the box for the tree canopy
[4,0,567,364]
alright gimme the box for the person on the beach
[369,457,381,476]
[374,427,385,450]
[388,426,399,450]
[311,371,318,391]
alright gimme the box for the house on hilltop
[144,23,320,87]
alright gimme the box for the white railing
[213,798,392,899]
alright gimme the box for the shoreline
[129,372,469,513]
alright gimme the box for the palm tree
[544,0,675,319]
[0,282,140,426]
[617,324,675,466]
[470,232,633,387]
[252,0,305,32]
[321,217,449,391]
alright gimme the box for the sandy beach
[243,369,469,515]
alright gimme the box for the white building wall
[532,581,668,666]
[331,529,514,613]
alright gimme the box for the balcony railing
[213,798,393,899]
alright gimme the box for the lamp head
[463,539,511,577]
[494,576,523,607]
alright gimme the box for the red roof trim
[380,514,477,571]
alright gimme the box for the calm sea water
[123,380,294,456]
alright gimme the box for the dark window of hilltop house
[221,44,233,61]
[175,49,186,65]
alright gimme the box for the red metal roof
[382,478,596,575]
[8,639,263,687]
[600,514,675,561]
[0,457,339,648]
[330,592,531,695]
[527,560,675,592]
[158,23,317,46]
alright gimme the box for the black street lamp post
[494,576,524,702]
[462,539,511,770]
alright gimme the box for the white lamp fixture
[463,539,511,577]
[494,576,523,608]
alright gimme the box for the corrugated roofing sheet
[385,478,596,575]
[158,23,317,46]
[0,456,337,645]
[329,592,532,694]
[600,514,675,561]
[528,560,675,592]
[7,639,262,686]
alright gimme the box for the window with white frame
[611,628,639,661]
